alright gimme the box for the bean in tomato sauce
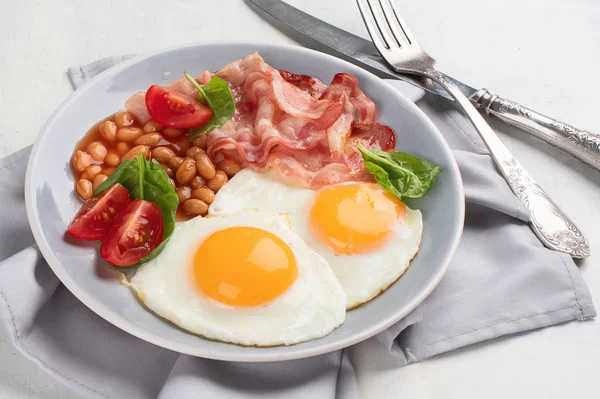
[70,111,241,220]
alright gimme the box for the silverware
[246,0,600,171]
[356,0,589,258]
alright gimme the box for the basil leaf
[94,155,178,264]
[358,145,443,200]
[184,72,235,139]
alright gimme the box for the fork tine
[356,0,395,54]
[378,0,409,47]
[356,0,389,52]
[381,0,416,45]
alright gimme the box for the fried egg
[209,169,423,309]
[130,211,346,346]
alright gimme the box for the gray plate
[25,43,464,362]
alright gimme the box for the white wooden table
[1,0,598,397]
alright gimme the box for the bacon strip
[124,93,151,125]
[343,123,397,169]
[123,52,394,188]
[321,73,376,129]
[270,70,332,119]
[279,70,328,98]
[208,55,388,187]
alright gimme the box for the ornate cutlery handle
[471,89,600,171]
[424,69,590,258]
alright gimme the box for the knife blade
[246,0,600,171]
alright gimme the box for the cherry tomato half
[145,85,213,129]
[99,200,164,267]
[66,184,131,240]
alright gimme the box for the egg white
[209,169,423,309]
[130,211,346,346]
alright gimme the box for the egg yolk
[193,227,297,307]
[309,183,406,255]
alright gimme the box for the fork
[356,0,589,258]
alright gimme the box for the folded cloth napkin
[0,56,595,399]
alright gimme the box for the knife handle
[471,89,600,171]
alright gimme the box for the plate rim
[25,41,465,362]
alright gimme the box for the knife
[247,0,600,171]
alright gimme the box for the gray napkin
[0,56,594,399]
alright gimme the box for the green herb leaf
[358,145,443,200]
[184,72,235,139]
[94,155,178,264]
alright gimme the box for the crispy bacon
[344,123,397,168]
[279,70,328,98]
[320,73,377,129]
[270,70,332,119]
[348,123,396,151]
[209,54,390,187]
[123,53,395,187]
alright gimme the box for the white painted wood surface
[0,0,598,397]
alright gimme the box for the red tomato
[145,85,213,128]
[100,200,164,267]
[66,184,131,240]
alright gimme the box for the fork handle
[423,69,590,258]
[470,89,600,171]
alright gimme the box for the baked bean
[186,146,205,160]
[207,170,228,192]
[143,120,163,133]
[161,163,174,177]
[167,156,184,170]
[87,141,107,161]
[104,151,120,167]
[99,120,117,142]
[92,174,108,191]
[182,199,208,216]
[195,152,216,180]
[135,133,163,147]
[76,179,93,200]
[116,142,130,155]
[176,158,197,184]
[176,186,192,203]
[192,135,207,149]
[116,127,143,142]
[122,145,151,161]
[82,164,102,180]
[169,178,176,188]
[218,159,242,177]
[72,150,93,172]
[114,111,135,128]
[162,128,184,138]
[190,175,205,189]
[102,166,116,176]
[152,146,175,162]
[191,187,215,204]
